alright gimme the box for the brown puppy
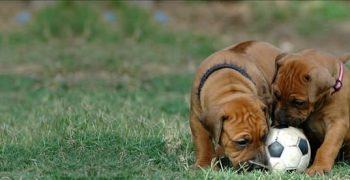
[272,50,350,175]
[190,41,282,169]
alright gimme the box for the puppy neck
[200,69,257,109]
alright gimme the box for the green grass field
[1,1,350,179]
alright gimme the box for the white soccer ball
[265,126,311,172]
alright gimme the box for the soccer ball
[265,126,311,172]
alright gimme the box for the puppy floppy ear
[262,103,270,126]
[257,100,271,127]
[272,53,289,83]
[275,53,289,67]
[199,108,228,145]
[306,67,335,102]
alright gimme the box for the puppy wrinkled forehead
[275,61,309,91]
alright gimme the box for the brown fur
[272,49,350,175]
[190,41,282,168]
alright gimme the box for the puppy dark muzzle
[289,118,304,127]
[240,152,268,171]
[278,110,289,127]
[217,153,268,171]
[273,110,289,128]
[274,110,305,127]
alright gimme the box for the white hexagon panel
[280,146,302,168]
[276,128,299,147]
[297,154,311,172]
[268,157,286,170]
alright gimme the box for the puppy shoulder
[225,40,257,54]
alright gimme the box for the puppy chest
[304,118,326,143]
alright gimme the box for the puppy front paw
[191,160,211,170]
[306,164,331,176]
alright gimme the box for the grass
[0,1,350,179]
[250,1,350,36]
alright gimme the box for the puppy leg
[306,118,349,176]
[190,112,215,168]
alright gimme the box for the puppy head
[272,51,336,127]
[199,96,269,168]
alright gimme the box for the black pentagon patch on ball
[268,141,284,157]
[298,138,308,155]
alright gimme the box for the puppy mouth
[216,156,267,171]
[274,114,305,128]
[289,116,308,127]
[247,160,269,170]
[237,160,268,172]
[215,156,233,169]
[288,119,303,127]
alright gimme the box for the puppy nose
[278,121,289,128]
[218,156,232,168]
[277,111,289,128]
[248,153,268,170]
[252,149,267,165]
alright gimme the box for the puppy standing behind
[190,41,282,169]
[272,50,350,175]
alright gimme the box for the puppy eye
[234,139,250,148]
[292,99,305,108]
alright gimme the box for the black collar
[197,63,255,99]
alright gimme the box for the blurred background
[2,1,350,50]
[1,1,350,91]
[1,1,350,178]
[1,1,350,97]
